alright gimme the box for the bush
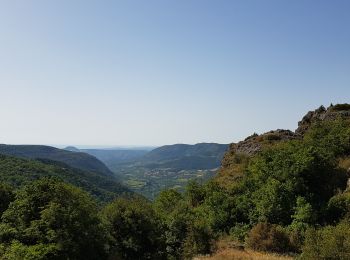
[287,227,306,253]
[2,241,60,260]
[264,134,281,141]
[330,103,350,112]
[302,222,350,259]
[327,192,350,223]
[230,223,250,243]
[182,218,213,259]
[246,222,292,253]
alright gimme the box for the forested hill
[140,143,229,170]
[0,154,130,202]
[0,144,113,176]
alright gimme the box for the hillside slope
[0,154,130,202]
[217,104,350,187]
[0,144,113,176]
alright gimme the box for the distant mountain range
[64,146,149,169]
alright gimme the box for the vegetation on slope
[141,143,228,169]
[0,155,130,202]
[0,179,107,259]
[0,145,113,176]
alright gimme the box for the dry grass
[339,156,350,171]
[194,238,295,260]
[194,248,294,260]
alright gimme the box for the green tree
[0,183,14,216]
[0,178,106,260]
[101,197,165,260]
[243,138,347,225]
[327,192,350,223]
[290,197,314,230]
[154,189,183,218]
[185,180,206,207]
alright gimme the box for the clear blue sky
[0,1,349,146]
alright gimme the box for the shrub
[264,134,281,141]
[182,218,213,259]
[246,222,292,253]
[301,222,350,259]
[244,133,259,141]
[232,153,249,164]
[327,192,350,223]
[230,223,250,243]
[330,103,350,112]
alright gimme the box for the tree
[243,138,347,225]
[327,192,350,224]
[101,197,166,260]
[0,183,14,216]
[0,178,106,260]
[154,189,183,218]
[185,180,205,207]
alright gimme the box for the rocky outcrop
[218,104,350,185]
[224,129,300,159]
[223,104,350,159]
[296,104,350,135]
[219,130,300,179]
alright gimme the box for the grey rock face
[231,129,301,157]
[296,104,350,135]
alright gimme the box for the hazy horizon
[1,1,349,146]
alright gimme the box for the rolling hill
[0,144,113,176]
[0,154,131,202]
[140,143,229,170]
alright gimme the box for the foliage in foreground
[101,197,165,259]
[301,221,350,259]
[0,178,106,260]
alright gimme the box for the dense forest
[0,155,130,202]
[0,104,350,259]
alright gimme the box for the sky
[0,0,349,146]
